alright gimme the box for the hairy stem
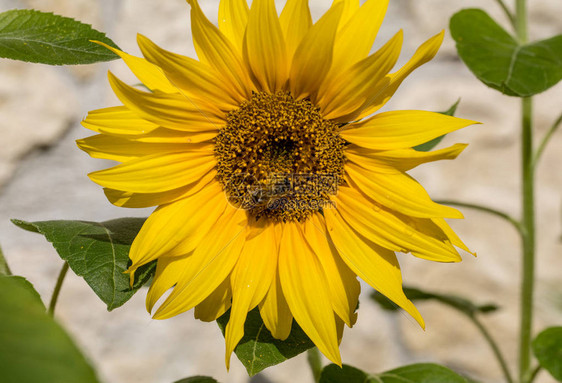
[48,262,69,316]
[470,315,515,383]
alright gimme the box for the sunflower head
[78,0,478,368]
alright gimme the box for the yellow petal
[124,127,216,144]
[88,150,216,193]
[77,134,207,162]
[218,0,249,53]
[330,0,360,27]
[358,31,445,118]
[93,41,176,93]
[323,208,424,328]
[81,106,158,136]
[188,0,252,100]
[225,223,278,368]
[194,278,232,322]
[279,0,312,60]
[346,143,468,172]
[345,162,463,219]
[305,214,360,327]
[103,169,216,208]
[137,34,241,109]
[319,30,403,121]
[289,3,343,99]
[244,0,288,93]
[108,71,224,132]
[146,255,191,313]
[330,0,389,74]
[340,110,478,150]
[153,207,247,319]
[259,269,293,340]
[334,187,461,262]
[127,183,227,273]
[278,222,341,365]
[432,218,476,256]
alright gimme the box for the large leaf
[0,275,100,383]
[371,286,498,317]
[0,9,119,65]
[320,363,468,383]
[217,308,315,376]
[12,218,154,310]
[414,99,460,152]
[451,9,562,97]
[173,377,219,383]
[532,327,562,381]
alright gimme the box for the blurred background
[0,0,561,382]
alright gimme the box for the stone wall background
[0,0,561,382]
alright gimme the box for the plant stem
[470,315,515,383]
[519,96,535,383]
[436,200,523,236]
[516,0,535,381]
[307,347,323,383]
[532,112,562,168]
[516,0,528,43]
[526,365,541,383]
[48,262,69,316]
[0,245,12,276]
[494,0,517,30]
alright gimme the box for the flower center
[215,91,345,222]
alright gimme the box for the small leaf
[414,99,460,152]
[217,308,315,376]
[532,327,562,381]
[172,377,219,383]
[450,9,562,97]
[11,218,154,310]
[0,9,119,65]
[320,363,468,383]
[0,275,100,383]
[371,286,499,317]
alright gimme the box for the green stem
[526,365,541,383]
[516,0,535,381]
[494,0,517,30]
[516,0,528,43]
[0,246,12,276]
[532,112,562,168]
[470,315,515,383]
[436,200,523,235]
[519,97,535,383]
[307,347,323,383]
[48,262,69,316]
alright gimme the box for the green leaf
[414,99,460,152]
[217,307,315,376]
[0,9,119,65]
[11,218,154,310]
[0,275,100,383]
[532,327,562,381]
[320,363,468,383]
[172,377,219,383]
[371,286,499,317]
[450,9,562,97]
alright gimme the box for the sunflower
[78,0,477,367]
